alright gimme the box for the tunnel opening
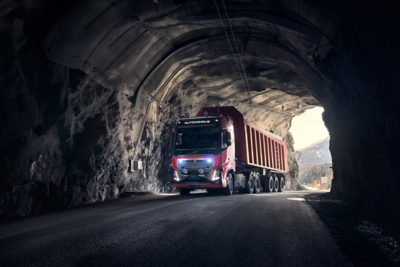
[290,107,332,191]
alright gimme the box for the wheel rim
[274,177,279,191]
[252,173,255,193]
[269,177,274,192]
[255,178,259,193]
[255,173,260,193]
[248,174,255,193]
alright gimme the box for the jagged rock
[0,0,399,225]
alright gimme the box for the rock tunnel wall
[0,0,399,223]
[0,0,304,217]
[319,5,400,221]
[0,24,171,216]
[0,1,164,216]
[0,7,197,215]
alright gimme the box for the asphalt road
[0,191,350,267]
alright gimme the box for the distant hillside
[298,163,333,185]
[296,137,332,187]
[296,137,331,165]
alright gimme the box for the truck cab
[171,114,235,195]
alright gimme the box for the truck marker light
[173,171,180,181]
[211,170,221,181]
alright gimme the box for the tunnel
[1,0,399,235]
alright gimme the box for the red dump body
[197,106,288,173]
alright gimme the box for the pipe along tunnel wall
[0,0,399,227]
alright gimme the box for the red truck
[171,106,288,195]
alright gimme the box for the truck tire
[278,176,285,192]
[273,176,279,192]
[179,189,190,195]
[254,172,261,193]
[244,173,255,194]
[267,175,274,192]
[223,172,234,195]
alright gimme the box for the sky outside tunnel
[290,107,332,189]
[290,107,329,151]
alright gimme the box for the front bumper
[172,181,224,189]
[171,167,223,190]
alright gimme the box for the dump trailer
[171,106,288,195]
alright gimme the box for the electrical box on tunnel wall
[131,160,143,172]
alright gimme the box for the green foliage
[299,163,333,184]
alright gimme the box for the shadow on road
[305,193,398,266]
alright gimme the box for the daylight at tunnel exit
[0,0,400,266]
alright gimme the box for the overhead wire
[220,0,253,103]
[214,0,298,118]
[213,0,252,103]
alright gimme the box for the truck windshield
[174,126,221,154]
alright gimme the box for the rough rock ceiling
[2,0,400,224]
[45,0,331,138]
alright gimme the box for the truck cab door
[222,130,235,170]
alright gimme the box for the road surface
[0,191,350,266]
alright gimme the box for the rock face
[0,1,148,216]
[297,138,332,187]
[297,138,331,166]
[0,0,399,225]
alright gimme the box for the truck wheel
[179,189,190,195]
[278,176,285,192]
[244,173,255,194]
[273,176,279,192]
[267,175,274,192]
[223,172,234,195]
[254,172,261,193]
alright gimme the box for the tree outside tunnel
[0,0,399,232]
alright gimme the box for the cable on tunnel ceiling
[213,0,297,118]
[213,0,253,104]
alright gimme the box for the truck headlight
[182,168,188,175]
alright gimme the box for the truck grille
[184,159,207,164]
[177,158,213,179]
